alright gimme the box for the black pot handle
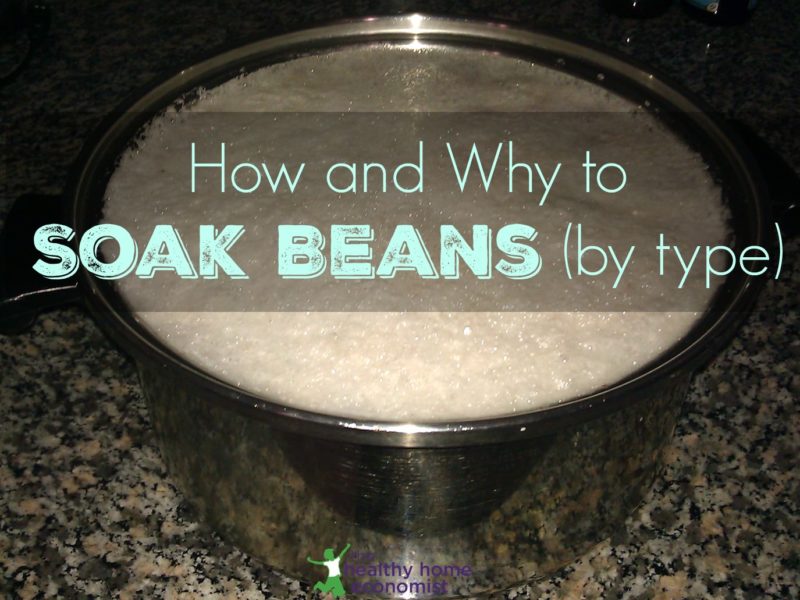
[729,119,800,238]
[0,194,80,334]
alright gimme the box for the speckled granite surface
[1,1,798,598]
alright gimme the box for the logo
[307,543,351,598]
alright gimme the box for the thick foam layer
[103,45,729,421]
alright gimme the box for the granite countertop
[1,1,798,598]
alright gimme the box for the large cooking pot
[1,15,798,598]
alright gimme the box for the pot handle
[729,119,800,238]
[0,194,80,334]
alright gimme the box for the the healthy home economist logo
[308,546,472,597]
[307,543,351,598]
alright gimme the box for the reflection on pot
[142,361,686,597]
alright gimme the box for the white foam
[103,46,728,422]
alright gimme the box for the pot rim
[69,14,769,447]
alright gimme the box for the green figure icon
[307,543,351,598]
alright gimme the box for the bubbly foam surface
[104,46,729,421]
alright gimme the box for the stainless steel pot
[1,14,798,598]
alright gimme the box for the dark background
[1,1,798,598]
